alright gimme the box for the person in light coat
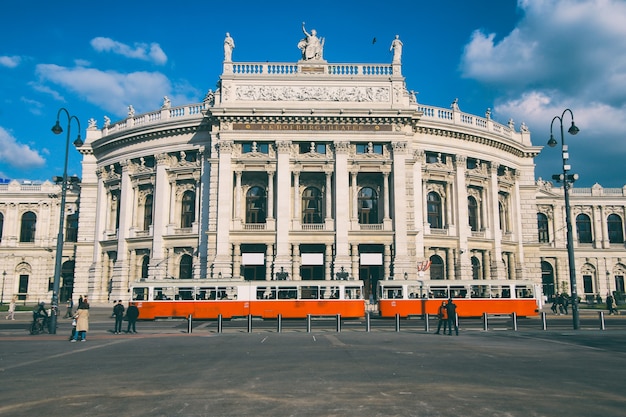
[71,297,90,342]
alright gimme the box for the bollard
[277,314,282,333]
[217,314,223,333]
[512,312,518,331]
[247,314,252,333]
[187,314,193,334]
[541,312,547,330]
[307,314,312,333]
[395,313,400,332]
[599,311,605,330]
[365,312,371,332]
[336,314,341,332]
[424,314,430,332]
[482,312,488,331]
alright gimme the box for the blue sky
[1,0,626,187]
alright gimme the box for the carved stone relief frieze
[234,85,390,102]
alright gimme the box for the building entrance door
[360,265,381,302]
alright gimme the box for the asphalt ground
[1,308,625,417]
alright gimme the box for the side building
[0,179,80,303]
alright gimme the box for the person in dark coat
[435,301,448,335]
[126,303,140,333]
[112,300,125,334]
[445,298,458,336]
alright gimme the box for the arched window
[181,190,195,228]
[468,196,478,231]
[429,255,445,280]
[0,212,4,242]
[537,213,550,243]
[20,211,37,242]
[427,192,442,229]
[358,187,379,224]
[179,254,193,279]
[246,186,267,224]
[141,256,149,280]
[499,201,508,232]
[541,261,556,301]
[576,213,593,243]
[607,213,624,244]
[471,256,481,280]
[302,187,323,224]
[65,212,79,242]
[143,194,153,231]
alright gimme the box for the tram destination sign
[232,123,392,132]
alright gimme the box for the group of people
[111,300,140,334]
[550,293,571,315]
[435,299,459,336]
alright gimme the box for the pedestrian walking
[126,303,139,333]
[446,298,459,336]
[64,298,74,318]
[6,295,16,320]
[71,296,90,342]
[434,300,448,334]
[607,294,618,315]
[112,300,125,334]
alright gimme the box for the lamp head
[568,121,579,135]
[73,135,83,147]
[51,121,63,135]
[547,134,558,147]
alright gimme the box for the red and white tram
[129,280,365,319]
[378,279,541,318]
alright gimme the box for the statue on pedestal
[298,22,324,61]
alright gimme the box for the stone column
[334,141,350,269]
[214,141,234,275]
[274,141,292,271]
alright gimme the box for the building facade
[0,179,80,303]
[2,33,625,305]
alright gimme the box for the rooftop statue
[390,35,403,64]
[298,22,324,61]
[224,32,235,62]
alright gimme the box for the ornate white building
[1,32,625,305]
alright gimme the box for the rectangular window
[356,143,383,154]
[242,142,269,154]
[583,275,593,294]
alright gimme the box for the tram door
[360,266,382,302]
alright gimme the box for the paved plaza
[1,308,625,417]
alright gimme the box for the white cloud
[0,55,21,68]
[460,0,626,187]
[90,37,168,65]
[0,126,46,169]
[35,63,196,118]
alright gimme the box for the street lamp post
[49,108,83,334]
[548,108,580,330]
[1,270,6,306]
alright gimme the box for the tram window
[217,286,237,300]
[345,286,362,299]
[516,286,533,298]
[384,286,403,299]
[431,286,448,298]
[257,287,276,299]
[155,287,176,300]
[178,287,194,300]
[490,285,510,298]
[132,288,146,301]
[320,286,338,299]
[471,285,489,298]
[408,285,423,298]
[301,286,319,299]
[278,287,297,299]
[450,286,467,298]
[197,287,213,300]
